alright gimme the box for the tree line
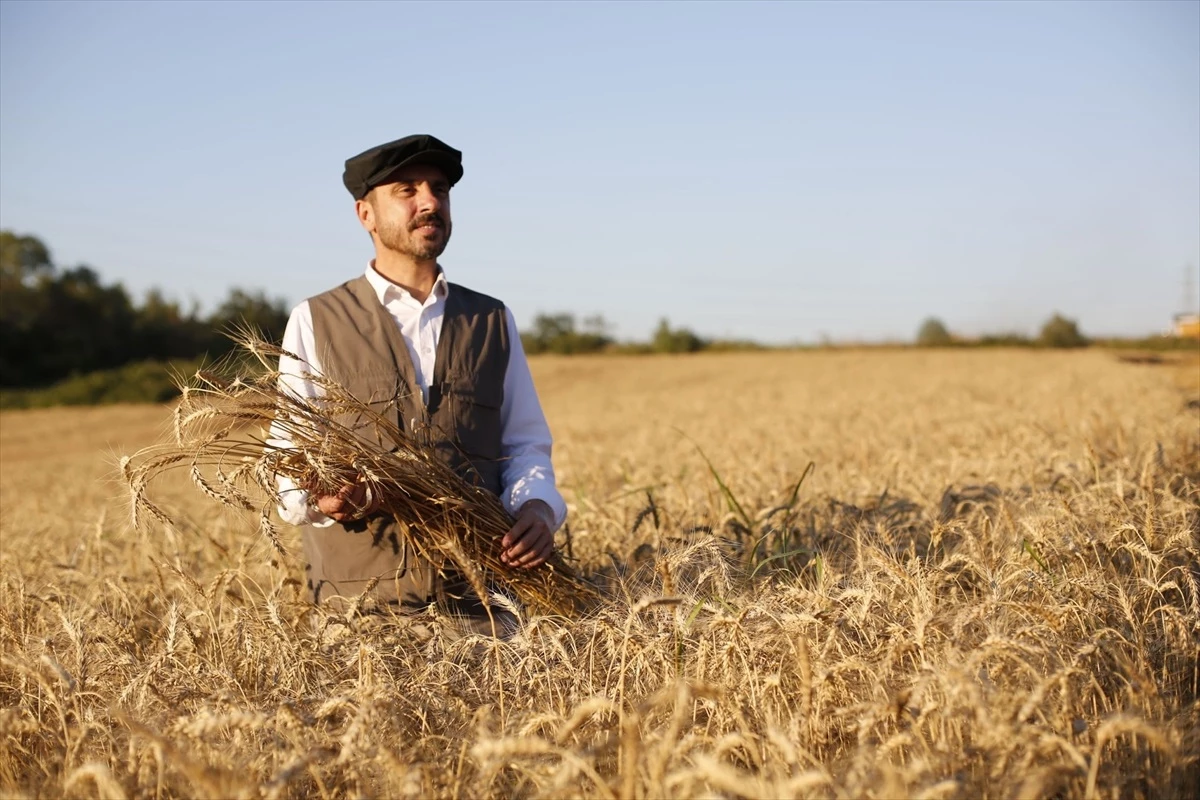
[915,314,1089,349]
[0,229,754,396]
[519,313,756,355]
[2,229,1188,408]
[1,231,290,390]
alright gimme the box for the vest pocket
[446,382,504,461]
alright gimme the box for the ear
[355,196,375,235]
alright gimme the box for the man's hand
[310,479,380,523]
[500,499,556,569]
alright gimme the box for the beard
[376,212,451,260]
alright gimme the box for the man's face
[358,163,452,261]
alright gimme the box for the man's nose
[416,184,443,213]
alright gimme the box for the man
[272,134,565,634]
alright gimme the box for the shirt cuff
[503,483,568,532]
[277,483,336,528]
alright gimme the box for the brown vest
[300,274,510,608]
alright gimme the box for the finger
[501,517,531,551]
[515,548,548,569]
[321,485,362,517]
[514,534,552,568]
[508,527,550,567]
[503,526,540,563]
[361,485,380,514]
[316,495,345,516]
[523,534,549,566]
[501,535,530,566]
[343,484,368,515]
[522,547,549,569]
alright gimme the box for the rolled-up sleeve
[499,308,567,530]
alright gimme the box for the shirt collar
[364,262,449,305]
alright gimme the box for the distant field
[1,349,1197,798]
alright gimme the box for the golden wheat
[122,331,598,616]
[1,348,1197,798]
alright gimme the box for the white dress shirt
[272,264,566,530]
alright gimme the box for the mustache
[409,213,446,231]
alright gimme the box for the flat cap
[342,134,463,199]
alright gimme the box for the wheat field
[1,349,1197,799]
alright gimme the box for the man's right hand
[310,481,378,523]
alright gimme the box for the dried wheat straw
[123,327,601,616]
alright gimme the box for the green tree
[652,318,705,353]
[206,288,291,355]
[1,229,297,390]
[1039,313,1088,348]
[916,317,953,347]
[0,232,54,385]
[135,289,209,361]
[37,265,138,381]
[521,312,611,355]
[533,313,577,344]
[0,231,52,286]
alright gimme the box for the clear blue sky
[1,0,1197,342]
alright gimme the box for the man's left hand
[500,499,556,569]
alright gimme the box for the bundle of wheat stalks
[123,329,600,617]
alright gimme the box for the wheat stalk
[123,327,601,617]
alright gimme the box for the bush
[1039,313,1088,349]
[652,319,706,353]
[916,317,953,347]
[976,332,1034,348]
[521,313,612,355]
[0,359,200,409]
[705,338,767,353]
